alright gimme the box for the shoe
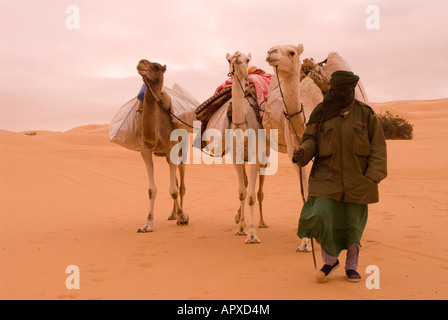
[315,260,340,283]
[346,269,361,283]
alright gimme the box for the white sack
[164,84,199,132]
[109,84,199,152]
[316,52,369,103]
[300,76,324,119]
[202,99,231,156]
[108,97,141,151]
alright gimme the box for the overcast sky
[1,0,447,132]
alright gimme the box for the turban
[329,70,360,89]
[307,70,360,125]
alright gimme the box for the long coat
[298,100,387,204]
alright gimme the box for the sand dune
[1,99,447,300]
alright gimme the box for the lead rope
[275,66,316,270]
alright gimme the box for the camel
[226,51,268,244]
[136,59,189,233]
[265,44,312,252]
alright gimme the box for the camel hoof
[137,226,153,233]
[245,233,260,244]
[167,214,176,221]
[176,211,189,226]
[235,220,246,235]
[259,221,269,229]
[296,239,312,252]
[235,228,247,236]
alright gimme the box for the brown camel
[136,59,189,232]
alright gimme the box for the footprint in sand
[139,262,154,268]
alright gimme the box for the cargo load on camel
[195,66,271,152]
[109,83,198,151]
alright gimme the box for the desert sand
[1,99,447,300]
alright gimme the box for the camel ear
[162,65,167,72]
[226,53,231,61]
[247,53,252,62]
[297,44,304,55]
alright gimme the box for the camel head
[226,51,251,79]
[137,59,167,88]
[266,44,304,76]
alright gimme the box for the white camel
[266,44,313,252]
[226,51,268,244]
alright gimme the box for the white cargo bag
[202,99,231,156]
[109,84,199,151]
[300,76,324,118]
[164,84,199,132]
[109,97,141,151]
[316,52,369,103]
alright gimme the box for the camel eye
[290,51,296,56]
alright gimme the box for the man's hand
[292,147,304,165]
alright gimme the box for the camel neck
[231,75,247,125]
[278,73,301,113]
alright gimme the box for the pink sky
[1,0,447,132]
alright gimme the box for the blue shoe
[346,269,361,283]
[316,260,340,283]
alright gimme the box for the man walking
[293,70,387,283]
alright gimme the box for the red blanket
[214,66,271,119]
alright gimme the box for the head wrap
[329,70,359,89]
[307,70,360,125]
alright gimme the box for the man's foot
[315,260,340,283]
[346,269,362,283]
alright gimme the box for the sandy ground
[1,99,447,300]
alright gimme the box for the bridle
[274,66,306,145]
[227,62,260,128]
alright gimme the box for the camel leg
[178,162,186,209]
[138,149,157,233]
[296,165,312,252]
[234,163,247,235]
[245,163,261,243]
[168,162,189,226]
[235,165,248,224]
[257,171,268,228]
[168,202,177,221]
[285,131,312,252]
[168,162,186,221]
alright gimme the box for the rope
[275,66,305,145]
